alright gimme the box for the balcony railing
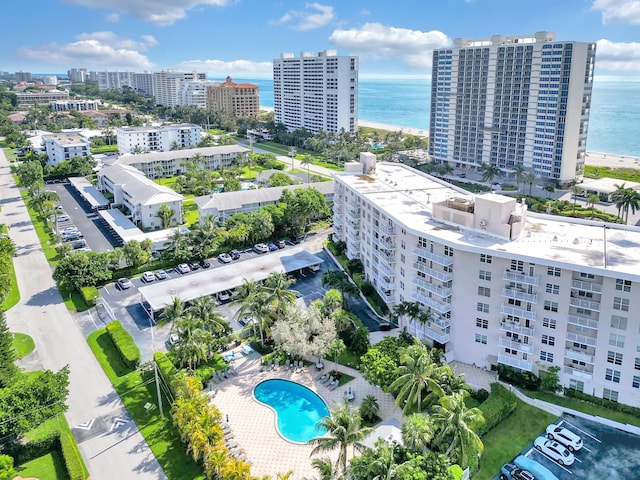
[346,208,360,221]
[563,366,593,381]
[564,348,595,364]
[375,284,395,303]
[412,277,452,299]
[411,292,451,314]
[377,223,396,236]
[500,320,535,336]
[377,274,394,290]
[412,262,454,283]
[376,259,395,277]
[502,287,538,303]
[415,323,450,344]
[333,215,344,226]
[567,315,599,330]
[413,247,453,266]
[503,270,539,286]
[499,337,534,354]
[498,353,533,372]
[571,279,602,293]
[566,332,597,347]
[379,237,396,250]
[569,298,600,312]
[500,305,537,321]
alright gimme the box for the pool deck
[210,349,400,479]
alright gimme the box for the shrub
[154,351,178,396]
[476,382,518,436]
[448,464,464,480]
[105,321,140,369]
[471,388,490,403]
[497,364,540,390]
[79,286,99,306]
[564,388,640,417]
[59,432,87,480]
[360,281,375,296]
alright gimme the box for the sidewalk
[0,150,167,480]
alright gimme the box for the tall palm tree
[431,392,485,468]
[513,164,525,190]
[587,193,599,219]
[569,185,583,215]
[309,400,373,474]
[622,187,640,224]
[321,271,359,310]
[401,413,434,454]
[310,457,337,480]
[161,296,185,334]
[172,313,210,370]
[522,171,537,195]
[479,163,501,184]
[234,279,271,346]
[390,301,429,336]
[264,272,297,324]
[300,155,313,182]
[28,190,59,217]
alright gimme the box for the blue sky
[1,0,639,77]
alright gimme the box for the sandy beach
[585,151,640,169]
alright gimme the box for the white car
[533,436,575,466]
[218,253,232,263]
[545,424,583,452]
[177,263,191,274]
[254,243,269,254]
[218,291,231,302]
[142,271,155,283]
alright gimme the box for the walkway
[0,150,167,480]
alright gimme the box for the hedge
[106,321,140,369]
[79,286,99,306]
[59,432,87,480]
[448,464,464,480]
[564,388,640,417]
[154,351,178,396]
[477,383,518,436]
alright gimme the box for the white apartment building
[153,70,206,107]
[115,145,248,178]
[97,71,154,96]
[16,90,69,105]
[68,68,87,83]
[49,99,99,112]
[429,32,596,185]
[178,80,212,108]
[41,133,91,166]
[116,124,201,154]
[333,153,640,407]
[273,50,358,134]
[97,164,184,229]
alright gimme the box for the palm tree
[479,163,501,184]
[621,187,640,224]
[156,203,174,229]
[401,413,433,454]
[234,279,271,346]
[359,394,380,423]
[522,171,537,195]
[431,392,485,468]
[161,296,185,335]
[390,301,429,336]
[187,296,228,338]
[300,155,313,182]
[28,190,59,217]
[570,186,583,215]
[321,271,359,310]
[203,446,229,480]
[513,164,525,190]
[587,193,599,219]
[310,457,337,480]
[221,457,252,480]
[264,272,297,324]
[309,400,373,474]
[172,313,210,370]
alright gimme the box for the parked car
[230,249,241,260]
[177,263,191,274]
[165,334,180,349]
[534,437,575,466]
[267,242,278,252]
[277,239,286,249]
[200,259,211,268]
[218,291,231,303]
[513,455,559,480]
[238,316,252,327]
[117,278,133,290]
[188,261,200,271]
[62,232,83,242]
[545,424,583,452]
[56,205,64,211]
[218,253,232,263]
[254,243,269,254]
[142,271,155,283]
[74,247,91,253]
[69,239,87,250]
[57,214,70,222]
[309,264,321,272]
[500,463,535,480]
[155,269,168,280]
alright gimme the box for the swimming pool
[253,379,329,443]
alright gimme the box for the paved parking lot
[497,414,640,480]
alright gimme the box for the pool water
[253,379,329,443]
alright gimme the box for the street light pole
[149,316,164,418]
[289,147,296,172]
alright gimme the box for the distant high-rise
[206,77,259,118]
[15,71,32,82]
[153,70,206,107]
[273,50,358,134]
[68,68,88,83]
[97,71,154,96]
[429,32,596,184]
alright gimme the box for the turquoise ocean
[246,76,640,157]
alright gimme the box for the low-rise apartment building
[333,153,640,407]
[97,164,183,229]
[115,145,249,178]
[16,90,69,105]
[49,99,99,111]
[116,124,201,154]
[41,133,91,166]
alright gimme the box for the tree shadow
[25,285,64,307]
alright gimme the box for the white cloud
[105,12,120,23]
[592,0,640,24]
[596,38,640,71]
[175,59,272,76]
[18,32,156,69]
[272,2,335,31]
[329,23,451,68]
[68,0,229,26]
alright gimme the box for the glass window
[542,317,557,329]
[615,279,631,292]
[475,333,487,344]
[611,315,628,331]
[479,270,491,281]
[478,286,491,297]
[545,283,560,294]
[476,318,488,329]
[603,388,618,402]
[607,351,623,365]
[541,335,555,346]
[613,297,629,312]
[605,369,621,383]
[609,333,625,348]
[477,302,489,313]
[547,266,561,277]
[540,351,554,362]
[633,376,640,389]
[480,254,492,263]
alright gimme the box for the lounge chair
[267,360,273,370]
[215,372,224,382]
[274,360,280,369]
[329,382,340,391]
[227,441,238,449]
[317,372,328,381]
[210,375,220,384]
[285,359,291,369]
[323,375,334,386]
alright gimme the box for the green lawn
[154,176,178,188]
[87,329,205,480]
[183,199,198,226]
[12,332,35,358]
[3,147,17,163]
[475,400,557,480]
[91,144,119,154]
[333,347,361,368]
[1,244,20,311]
[24,414,64,443]
[17,450,70,480]
[19,189,60,265]
[524,389,640,427]
[584,165,640,183]
[206,129,226,135]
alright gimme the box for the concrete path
[0,150,167,480]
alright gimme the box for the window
[613,297,629,312]
[607,351,623,365]
[510,260,524,272]
[635,357,640,371]
[544,300,558,312]
[633,376,640,389]
[444,245,453,257]
[547,266,561,277]
[569,379,584,392]
[545,283,560,294]
[475,334,487,344]
[602,388,618,402]
[400,281,405,290]
[540,351,554,362]
[542,317,557,329]
[609,333,625,348]
[615,279,631,292]
[400,254,405,263]
[479,270,492,281]
[476,318,488,329]
[477,302,489,313]
[580,272,595,279]
[480,254,492,264]
[611,315,628,331]
[605,369,621,383]
[541,335,555,346]
[478,286,491,297]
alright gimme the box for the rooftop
[99,164,184,205]
[115,145,248,165]
[117,123,199,133]
[42,133,89,146]
[338,163,640,279]
[67,177,110,208]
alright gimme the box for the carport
[68,176,110,210]
[97,209,186,251]
[138,248,324,318]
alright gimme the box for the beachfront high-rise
[273,50,358,134]
[429,32,596,185]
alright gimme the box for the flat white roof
[580,177,640,194]
[338,163,640,278]
[97,209,185,248]
[68,177,110,208]
[139,248,323,312]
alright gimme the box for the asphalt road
[0,151,167,480]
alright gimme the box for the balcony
[377,274,394,290]
[571,279,602,293]
[503,270,539,286]
[415,321,450,344]
[375,284,395,303]
[412,262,454,282]
[411,292,451,314]
[567,315,598,330]
[563,366,593,381]
[379,237,395,250]
[377,223,396,236]
[346,208,360,221]
[500,305,537,321]
[412,277,452,299]
[333,204,343,214]
[376,259,395,277]
[566,332,597,347]
[502,287,538,303]
[413,247,453,266]
[500,320,535,336]
[569,298,600,312]
[347,198,359,209]
[347,230,360,244]
[564,348,595,364]
[333,215,344,226]
[499,337,534,354]
[498,353,533,372]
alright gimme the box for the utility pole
[289,146,297,172]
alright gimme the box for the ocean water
[247,75,640,157]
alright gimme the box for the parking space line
[563,420,601,443]
[530,449,573,474]
[582,445,592,453]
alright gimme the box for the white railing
[411,292,451,314]
[498,353,533,372]
[563,366,593,381]
[412,262,453,282]
[567,315,599,330]
[412,247,453,266]
[564,348,595,364]
[500,305,537,321]
[347,198,359,209]
[503,270,539,286]
[412,277,452,299]
[416,324,450,344]
[377,274,394,290]
[376,259,395,277]
[375,284,395,303]
[566,332,597,347]
[499,337,534,354]
[378,223,396,236]
[502,287,538,303]
[333,215,344,226]
[379,237,395,250]
[570,297,600,311]
[500,321,535,336]
[571,279,602,293]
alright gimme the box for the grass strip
[12,332,35,358]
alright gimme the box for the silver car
[545,424,583,452]
[533,436,575,466]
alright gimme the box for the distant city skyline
[1,0,640,77]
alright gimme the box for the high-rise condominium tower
[273,50,358,134]
[429,32,595,185]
